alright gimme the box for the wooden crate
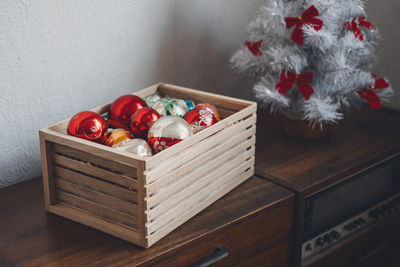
[39,83,257,248]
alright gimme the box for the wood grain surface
[255,107,400,196]
[0,176,295,267]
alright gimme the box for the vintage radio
[301,154,400,260]
[254,108,400,266]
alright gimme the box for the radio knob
[331,230,341,239]
[359,218,366,224]
[324,234,333,244]
[305,243,312,251]
[349,222,357,229]
[316,237,324,247]
[344,224,351,231]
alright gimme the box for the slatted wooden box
[39,83,257,248]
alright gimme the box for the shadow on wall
[174,0,264,101]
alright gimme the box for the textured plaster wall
[174,0,400,108]
[0,0,176,187]
[1,1,399,188]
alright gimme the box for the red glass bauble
[67,111,108,143]
[130,107,160,138]
[184,108,218,134]
[194,103,220,121]
[110,95,147,126]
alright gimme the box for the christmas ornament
[110,95,147,126]
[104,128,133,147]
[67,111,108,143]
[194,103,221,121]
[145,94,162,107]
[275,70,314,100]
[148,116,193,153]
[358,74,390,109]
[285,5,323,45]
[130,107,160,138]
[245,40,263,56]
[152,97,195,117]
[104,117,131,132]
[182,99,196,111]
[345,16,373,41]
[184,109,218,134]
[114,139,153,157]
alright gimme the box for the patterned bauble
[148,116,193,153]
[115,139,153,157]
[152,97,195,117]
[130,107,160,139]
[67,111,108,143]
[104,128,133,147]
[184,108,218,134]
[194,103,220,121]
[110,95,147,126]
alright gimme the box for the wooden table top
[255,107,400,196]
[0,176,293,266]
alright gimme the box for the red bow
[245,40,263,56]
[344,16,373,41]
[358,74,389,109]
[285,5,323,45]
[275,70,314,100]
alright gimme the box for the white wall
[0,0,176,187]
[1,0,399,188]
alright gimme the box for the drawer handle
[189,245,230,267]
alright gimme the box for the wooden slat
[147,157,255,233]
[55,178,138,217]
[147,163,255,245]
[54,166,137,203]
[53,153,137,190]
[57,191,139,229]
[147,141,255,207]
[158,83,254,110]
[147,147,255,220]
[133,83,160,98]
[40,129,145,168]
[145,106,256,168]
[147,131,256,195]
[48,204,140,244]
[53,143,137,177]
[146,114,256,182]
[39,133,56,209]
[136,160,148,247]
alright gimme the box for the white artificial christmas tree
[231,0,393,127]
